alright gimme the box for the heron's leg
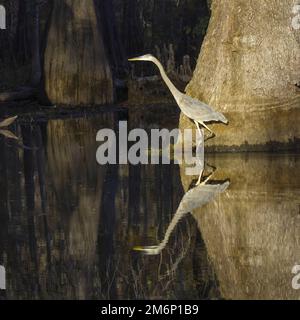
[194,120,203,149]
[195,162,217,186]
[199,121,215,140]
[200,170,215,186]
[195,169,204,186]
[193,121,204,186]
[194,120,202,137]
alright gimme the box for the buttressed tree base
[180,0,300,151]
[44,0,114,106]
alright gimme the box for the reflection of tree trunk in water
[192,227,221,299]
[0,139,8,265]
[35,124,52,270]
[128,164,141,230]
[152,164,177,239]
[21,126,41,297]
[159,163,175,239]
[97,112,121,298]
[98,164,119,299]
[45,116,112,298]
[0,128,27,299]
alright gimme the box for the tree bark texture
[180,0,300,151]
[98,0,127,76]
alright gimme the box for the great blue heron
[134,172,230,255]
[128,54,228,136]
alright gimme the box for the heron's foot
[201,171,216,185]
[205,162,217,172]
[204,132,215,142]
[194,170,215,186]
[133,245,161,255]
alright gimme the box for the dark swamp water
[0,105,299,300]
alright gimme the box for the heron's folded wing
[180,95,221,122]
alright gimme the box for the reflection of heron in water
[147,127,205,185]
[128,54,228,137]
[134,172,230,255]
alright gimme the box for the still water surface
[0,109,299,300]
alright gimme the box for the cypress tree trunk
[121,0,144,57]
[180,0,300,151]
[29,0,42,86]
[44,0,114,106]
[98,0,127,77]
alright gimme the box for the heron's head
[128,54,155,62]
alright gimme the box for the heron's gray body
[178,94,228,124]
[177,180,230,214]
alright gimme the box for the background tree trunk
[180,0,300,151]
[121,0,144,57]
[44,0,114,106]
[29,0,41,86]
[97,0,127,77]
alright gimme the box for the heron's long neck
[157,208,188,252]
[152,58,182,100]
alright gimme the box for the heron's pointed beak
[132,246,145,251]
[128,57,141,62]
